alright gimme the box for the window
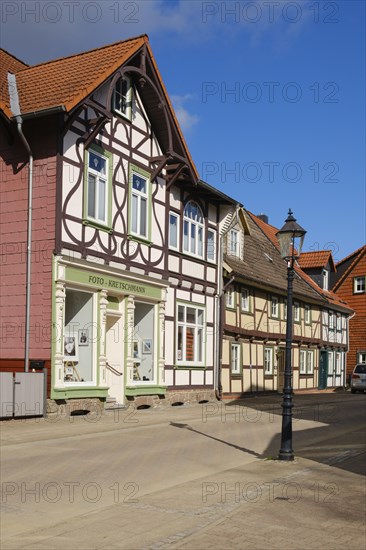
[354,276,365,294]
[113,75,132,119]
[169,212,179,250]
[226,289,235,309]
[241,289,250,312]
[304,304,311,324]
[130,166,150,240]
[329,312,335,331]
[271,297,279,318]
[207,228,216,262]
[358,351,366,364]
[336,314,342,332]
[231,343,241,374]
[328,351,334,375]
[183,201,204,257]
[300,350,314,374]
[177,304,205,365]
[85,147,111,226]
[283,299,287,320]
[264,347,273,375]
[294,302,300,322]
[228,229,239,256]
[335,352,341,375]
[323,269,329,290]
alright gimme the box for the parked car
[350,364,366,393]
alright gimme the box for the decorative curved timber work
[60,44,196,269]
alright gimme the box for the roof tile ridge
[0,48,29,68]
[17,34,148,72]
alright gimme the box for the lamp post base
[278,450,294,461]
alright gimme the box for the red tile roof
[248,212,352,312]
[298,250,335,270]
[0,49,28,115]
[1,36,146,118]
[0,36,199,182]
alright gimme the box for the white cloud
[171,94,199,131]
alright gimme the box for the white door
[106,315,124,404]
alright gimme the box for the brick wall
[0,116,58,364]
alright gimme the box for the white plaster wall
[175,370,190,385]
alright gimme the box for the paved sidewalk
[1,397,365,550]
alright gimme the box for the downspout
[345,311,355,387]
[8,73,33,373]
[215,204,241,400]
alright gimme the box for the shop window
[64,289,94,384]
[177,303,205,365]
[132,302,155,383]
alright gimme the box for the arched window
[183,201,204,257]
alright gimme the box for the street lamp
[276,209,306,461]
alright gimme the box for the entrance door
[277,349,285,393]
[318,351,328,390]
[106,315,124,404]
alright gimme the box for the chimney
[257,213,269,224]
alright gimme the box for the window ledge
[128,235,152,246]
[83,220,113,234]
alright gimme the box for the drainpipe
[215,204,241,400]
[8,73,33,372]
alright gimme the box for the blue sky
[1,0,364,261]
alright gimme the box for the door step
[105,397,125,410]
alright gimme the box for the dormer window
[322,268,329,290]
[113,75,132,119]
[229,229,240,256]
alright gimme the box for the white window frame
[304,304,311,325]
[231,343,241,374]
[358,351,366,364]
[336,314,342,332]
[328,351,334,375]
[335,352,341,375]
[169,212,180,250]
[85,148,110,226]
[264,347,273,375]
[300,349,314,375]
[176,303,205,366]
[307,350,314,374]
[130,168,150,240]
[226,288,235,309]
[229,228,240,256]
[354,276,365,294]
[241,289,250,312]
[183,201,204,258]
[271,296,279,318]
[207,228,216,263]
[113,74,132,119]
[323,268,329,290]
[329,311,335,331]
[283,299,287,320]
[294,302,300,322]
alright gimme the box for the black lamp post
[276,209,306,461]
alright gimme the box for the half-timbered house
[220,211,353,397]
[0,37,237,414]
